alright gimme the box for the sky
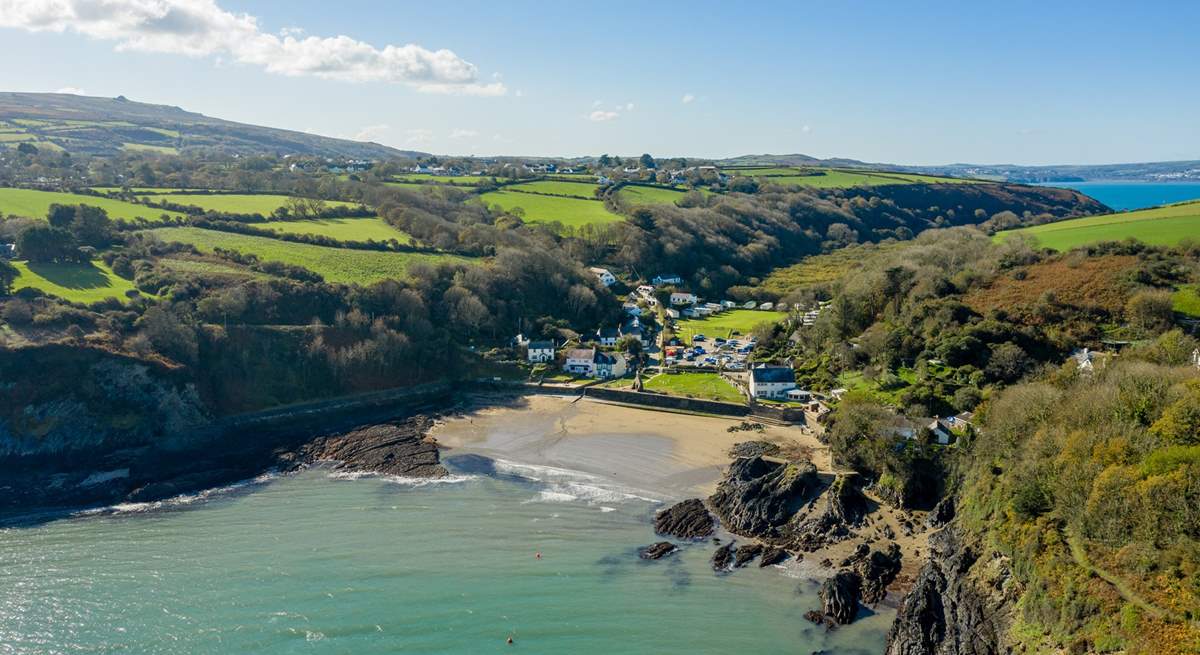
[2,0,1198,165]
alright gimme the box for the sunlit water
[0,462,892,654]
[1037,181,1200,210]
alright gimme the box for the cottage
[636,285,655,297]
[593,351,628,379]
[665,308,680,319]
[703,302,724,314]
[670,292,698,306]
[619,318,651,347]
[622,302,643,316]
[0,243,15,259]
[748,364,796,399]
[925,418,954,445]
[595,327,620,346]
[565,348,597,375]
[526,340,555,363]
[653,275,683,286]
[786,388,813,402]
[589,267,617,287]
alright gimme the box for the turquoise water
[1037,181,1200,211]
[0,464,892,654]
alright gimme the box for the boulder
[733,543,763,568]
[296,419,446,478]
[654,498,715,539]
[790,475,870,552]
[759,546,789,567]
[855,542,903,604]
[708,456,819,539]
[711,542,736,571]
[638,541,678,560]
[819,570,862,625]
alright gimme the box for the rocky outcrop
[819,570,863,625]
[789,474,870,551]
[291,419,446,478]
[654,498,715,539]
[733,543,763,568]
[925,495,956,530]
[707,456,820,539]
[759,546,789,567]
[711,542,736,571]
[639,542,678,560]
[885,525,1015,655]
[855,543,903,604]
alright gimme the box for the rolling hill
[0,92,424,159]
[996,200,1200,250]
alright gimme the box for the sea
[0,461,893,654]
[1036,181,1200,211]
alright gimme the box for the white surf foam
[325,470,478,487]
[73,472,279,518]
[493,458,662,506]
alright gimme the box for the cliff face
[886,524,1020,655]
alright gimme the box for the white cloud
[588,110,619,122]
[802,124,811,133]
[0,0,505,95]
[55,86,86,95]
[449,128,478,139]
[353,124,390,142]
[404,128,433,145]
[681,93,695,104]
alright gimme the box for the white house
[786,389,813,402]
[653,275,683,286]
[589,267,617,287]
[636,285,655,297]
[622,302,643,316]
[565,348,597,375]
[595,327,620,346]
[748,365,796,399]
[670,292,698,306]
[593,351,628,379]
[665,308,680,319]
[526,340,555,363]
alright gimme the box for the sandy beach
[431,393,831,498]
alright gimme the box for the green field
[1172,285,1200,318]
[644,371,745,403]
[147,227,468,285]
[92,187,198,194]
[147,193,361,215]
[505,180,599,199]
[391,174,500,185]
[674,309,788,342]
[0,188,184,221]
[10,259,138,303]
[617,185,687,206]
[760,243,897,294]
[158,257,267,280]
[121,143,179,155]
[478,190,624,228]
[728,167,979,188]
[258,216,414,242]
[996,201,1200,251]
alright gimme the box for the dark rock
[855,542,903,604]
[840,542,871,567]
[639,541,678,560]
[804,609,826,625]
[790,475,871,551]
[733,543,763,568]
[711,542,736,571]
[819,570,862,625]
[296,419,446,478]
[820,558,833,568]
[728,440,778,457]
[654,498,715,540]
[708,456,820,539]
[885,526,1012,655]
[925,495,956,529]
[759,546,789,567]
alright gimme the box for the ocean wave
[493,459,661,507]
[325,471,478,487]
[72,472,279,518]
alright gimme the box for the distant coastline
[1034,180,1200,211]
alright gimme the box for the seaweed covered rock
[711,542,737,571]
[708,456,820,539]
[639,542,678,560]
[654,498,715,539]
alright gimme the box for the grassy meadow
[257,216,414,242]
[727,167,980,188]
[760,243,898,295]
[617,185,687,206]
[643,371,745,403]
[0,188,184,221]
[673,309,788,342]
[10,259,138,304]
[1172,285,1200,318]
[391,174,500,185]
[505,180,599,199]
[995,201,1200,251]
[147,227,468,285]
[147,193,361,215]
[478,190,624,228]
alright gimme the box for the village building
[748,365,797,399]
[563,347,627,378]
[564,348,597,375]
[670,292,698,306]
[589,267,617,287]
[595,327,620,346]
[652,275,683,286]
[526,340,555,363]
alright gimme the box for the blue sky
[3,0,1198,164]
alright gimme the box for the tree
[70,205,114,248]
[16,142,38,155]
[598,154,612,168]
[985,342,1031,383]
[639,153,656,169]
[617,335,643,356]
[47,204,77,228]
[17,225,77,263]
[1126,290,1174,334]
[0,259,17,295]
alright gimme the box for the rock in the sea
[855,542,903,605]
[711,542,736,571]
[759,546,789,567]
[819,570,862,625]
[296,419,446,478]
[733,543,763,568]
[708,456,819,539]
[639,541,678,560]
[654,498,715,539]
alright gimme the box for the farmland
[617,185,687,206]
[477,190,624,228]
[1173,285,1200,318]
[727,167,981,188]
[146,227,468,285]
[995,201,1200,251]
[92,187,198,194]
[643,371,745,403]
[146,193,361,215]
[0,188,184,221]
[391,174,501,185]
[673,309,788,342]
[257,216,414,242]
[9,259,138,304]
[505,180,599,199]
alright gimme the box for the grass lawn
[505,180,599,199]
[674,309,788,342]
[91,186,199,194]
[158,257,268,280]
[1173,285,1200,318]
[477,190,624,229]
[10,259,138,303]
[121,143,179,155]
[995,201,1200,251]
[0,187,184,222]
[146,227,469,285]
[258,216,414,242]
[617,185,687,206]
[644,371,745,403]
[147,193,361,215]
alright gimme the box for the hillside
[0,93,422,159]
[997,200,1200,251]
